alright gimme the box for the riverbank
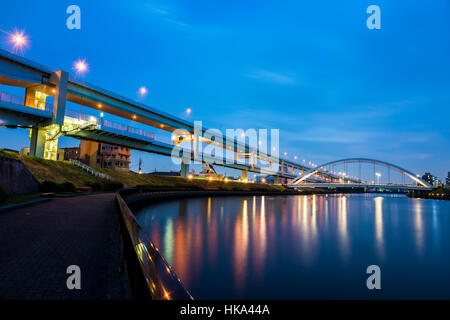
[407,187,450,201]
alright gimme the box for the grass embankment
[0,150,101,186]
[98,168,289,192]
[0,149,290,196]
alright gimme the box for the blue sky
[0,0,449,179]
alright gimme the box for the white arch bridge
[287,158,433,191]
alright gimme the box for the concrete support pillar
[29,127,46,158]
[50,70,68,125]
[242,170,248,181]
[274,175,280,184]
[180,162,189,178]
[80,140,100,167]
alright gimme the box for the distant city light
[186,108,191,115]
[73,58,89,77]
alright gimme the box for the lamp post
[375,172,381,184]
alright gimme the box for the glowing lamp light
[97,103,102,108]
[188,174,193,179]
[132,115,137,120]
[186,108,191,115]
[208,176,213,181]
[9,30,29,55]
[73,58,89,77]
[224,177,229,183]
[139,86,148,98]
[51,89,56,94]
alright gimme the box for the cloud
[146,4,191,28]
[246,69,298,85]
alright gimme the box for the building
[100,143,131,170]
[56,147,80,161]
[78,140,131,171]
[446,172,450,187]
[422,172,434,185]
[148,170,180,177]
[199,163,223,180]
[422,172,443,188]
[20,147,30,155]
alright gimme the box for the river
[135,194,450,299]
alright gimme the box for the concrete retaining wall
[0,156,40,194]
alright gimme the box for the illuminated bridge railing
[0,91,23,105]
[64,109,155,141]
[0,91,53,113]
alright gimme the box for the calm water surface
[135,194,450,299]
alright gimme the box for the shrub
[40,181,60,193]
[100,181,124,191]
[0,187,8,204]
[40,181,76,193]
[60,182,76,193]
[89,182,102,191]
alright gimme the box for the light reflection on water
[135,194,450,299]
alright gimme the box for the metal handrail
[0,90,53,112]
[116,189,193,300]
[69,159,114,181]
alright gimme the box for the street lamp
[375,172,381,184]
[138,86,148,100]
[73,58,88,77]
[9,29,29,55]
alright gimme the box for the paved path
[0,193,128,299]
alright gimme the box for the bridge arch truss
[289,158,432,189]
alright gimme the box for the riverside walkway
[0,193,128,299]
